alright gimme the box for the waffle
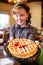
[7,38,38,58]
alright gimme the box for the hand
[35,41,41,48]
[10,37,14,40]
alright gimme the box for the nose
[17,15,21,20]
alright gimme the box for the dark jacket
[10,24,37,41]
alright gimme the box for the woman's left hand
[35,41,41,48]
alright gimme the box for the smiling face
[13,8,28,27]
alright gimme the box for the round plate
[3,43,41,63]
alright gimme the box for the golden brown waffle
[7,38,38,58]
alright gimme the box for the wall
[28,2,42,29]
[0,2,42,29]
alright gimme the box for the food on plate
[7,38,39,58]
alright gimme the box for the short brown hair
[12,2,30,14]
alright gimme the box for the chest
[14,28,30,38]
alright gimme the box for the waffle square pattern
[7,38,38,58]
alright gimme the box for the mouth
[17,20,23,23]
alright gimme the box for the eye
[15,14,18,17]
[20,14,24,17]
[16,15,18,17]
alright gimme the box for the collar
[15,24,30,29]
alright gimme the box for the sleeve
[27,27,37,41]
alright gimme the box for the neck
[20,23,26,28]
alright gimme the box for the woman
[10,2,37,41]
[10,2,41,65]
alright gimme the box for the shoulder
[10,24,15,31]
[29,24,37,30]
[11,24,15,29]
[28,24,38,33]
